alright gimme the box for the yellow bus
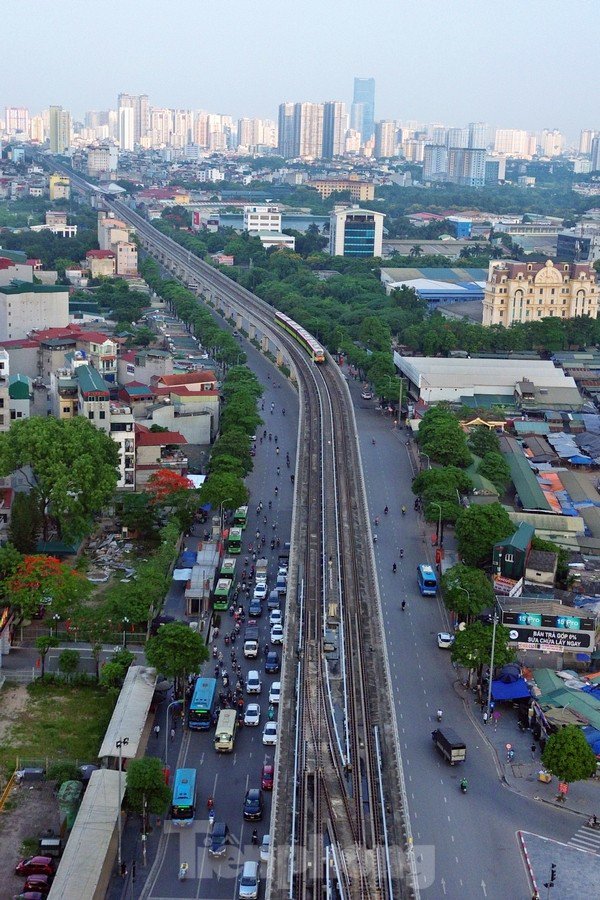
[214,709,238,753]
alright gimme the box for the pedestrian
[531,743,536,759]
[483,711,489,725]
[153,723,160,739]
[170,727,175,742]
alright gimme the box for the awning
[179,550,197,567]
[491,677,531,701]
[172,568,192,581]
[569,455,593,466]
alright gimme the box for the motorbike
[437,710,443,722]
[460,780,467,794]
[179,862,189,881]
[268,705,275,721]
[586,816,600,829]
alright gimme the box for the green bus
[220,557,237,580]
[228,527,243,555]
[233,506,249,529]
[213,577,234,611]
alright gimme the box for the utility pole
[485,612,499,722]
[116,736,129,872]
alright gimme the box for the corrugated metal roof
[98,665,156,762]
[503,451,553,512]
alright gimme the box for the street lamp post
[420,452,431,470]
[52,613,60,638]
[485,612,500,723]
[116,736,129,872]
[122,617,130,650]
[219,497,233,539]
[165,699,182,762]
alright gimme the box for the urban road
[47,161,585,899]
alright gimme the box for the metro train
[275,312,326,363]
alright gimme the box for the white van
[239,860,260,899]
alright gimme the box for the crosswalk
[569,823,600,854]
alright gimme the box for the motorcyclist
[401,505,406,515]
[460,778,468,792]
[437,709,443,721]
[392,563,397,573]
[384,506,389,515]
[373,534,378,544]
[372,438,376,445]
[268,704,275,720]
[401,600,406,611]
[400,548,404,558]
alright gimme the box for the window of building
[62,406,70,413]
[99,410,106,420]
[88,411,94,419]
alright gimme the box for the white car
[270,624,284,645]
[253,583,268,601]
[246,670,262,694]
[260,833,271,863]
[244,703,261,726]
[269,609,282,627]
[277,566,288,578]
[269,682,281,705]
[437,632,455,649]
[262,721,278,746]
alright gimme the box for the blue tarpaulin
[491,677,531,701]
[583,726,600,755]
[569,455,593,465]
[179,550,196,567]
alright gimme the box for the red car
[261,763,274,790]
[22,875,52,895]
[15,858,55,877]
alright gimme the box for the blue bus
[188,677,217,730]
[171,768,197,826]
[417,564,437,596]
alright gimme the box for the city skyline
[2,0,599,137]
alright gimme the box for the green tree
[7,555,92,620]
[145,623,209,695]
[412,466,473,498]
[0,417,119,540]
[8,491,42,552]
[35,635,59,678]
[125,756,171,815]
[441,564,495,622]
[418,407,471,468]
[58,648,80,682]
[455,503,513,567]
[541,725,597,784]
[451,621,515,683]
[120,492,159,538]
[478,452,512,493]
[198,472,249,511]
[0,543,23,590]
[468,426,501,457]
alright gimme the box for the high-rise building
[5,107,30,137]
[352,77,375,142]
[579,130,596,156]
[540,129,563,157]
[591,136,600,172]
[468,122,488,149]
[374,121,397,159]
[30,115,45,143]
[172,110,193,148]
[446,127,469,149]
[149,108,173,146]
[322,101,347,158]
[117,93,149,145]
[49,106,71,154]
[277,102,295,158]
[447,148,486,186]
[118,106,134,151]
[329,207,384,257]
[293,102,324,159]
[494,128,529,157]
[423,144,448,181]
[431,125,448,145]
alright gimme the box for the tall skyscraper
[5,107,30,137]
[447,147,486,186]
[591,136,600,172]
[118,93,149,145]
[292,102,324,159]
[580,130,596,156]
[118,106,134,151]
[468,122,488,149]
[150,108,173,146]
[277,102,295,158]
[49,105,71,153]
[352,76,375,142]
[494,128,529,157]
[374,121,397,159]
[423,144,448,180]
[539,129,563,157]
[446,127,469,149]
[322,101,347,158]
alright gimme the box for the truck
[431,728,467,765]
[243,625,260,659]
[255,558,268,583]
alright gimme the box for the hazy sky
[3,0,598,137]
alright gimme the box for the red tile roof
[86,249,115,259]
[0,339,39,349]
[155,371,217,387]
[155,385,219,398]
[135,423,187,446]
[0,258,15,270]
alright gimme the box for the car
[276,576,287,596]
[265,650,280,674]
[277,565,288,578]
[209,822,229,857]
[270,624,284,645]
[269,681,281,705]
[15,858,55,877]
[244,703,261,726]
[259,833,271,863]
[262,721,278,746]
[238,860,260,900]
[267,590,280,610]
[253,583,268,601]
[261,763,274,790]
[243,787,264,821]
[22,875,51,896]
[248,598,263,617]
[437,632,455,649]
[246,670,262,694]
[14,892,47,900]
[269,609,282,626]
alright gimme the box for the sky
[3,0,598,138]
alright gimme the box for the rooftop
[135,423,187,446]
[75,365,111,396]
[0,281,67,295]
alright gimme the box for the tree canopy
[145,623,209,694]
[541,725,597,784]
[417,407,471,468]
[126,756,171,815]
[7,554,92,620]
[451,621,515,675]
[441,564,495,621]
[455,503,513,567]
